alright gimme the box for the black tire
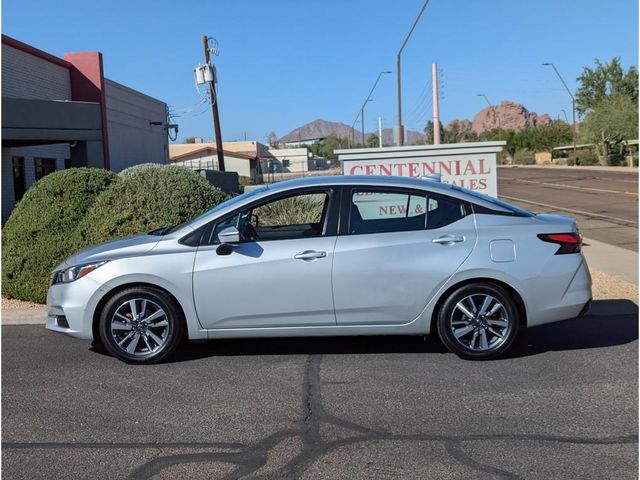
[437,283,519,360]
[99,287,185,364]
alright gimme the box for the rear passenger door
[332,186,477,326]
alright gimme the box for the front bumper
[46,275,108,340]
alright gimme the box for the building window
[12,157,26,202]
[34,158,56,181]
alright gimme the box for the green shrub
[79,165,227,245]
[2,168,118,303]
[512,150,535,165]
[576,152,600,166]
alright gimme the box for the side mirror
[216,226,240,256]
[217,226,240,244]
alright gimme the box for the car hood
[61,234,161,268]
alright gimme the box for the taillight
[537,233,582,254]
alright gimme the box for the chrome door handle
[294,250,327,260]
[432,235,465,244]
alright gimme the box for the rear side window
[348,189,466,235]
[349,190,427,234]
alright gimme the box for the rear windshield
[451,186,533,217]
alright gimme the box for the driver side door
[192,188,339,329]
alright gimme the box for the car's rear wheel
[98,287,184,364]
[437,283,519,360]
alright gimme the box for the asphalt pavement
[3,299,638,479]
[498,166,638,251]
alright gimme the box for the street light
[351,70,391,147]
[477,93,500,137]
[396,0,432,146]
[542,62,577,159]
[560,109,569,123]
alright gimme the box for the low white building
[169,143,262,182]
[265,147,311,173]
[1,35,170,223]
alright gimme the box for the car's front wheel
[98,287,185,364]
[437,283,519,360]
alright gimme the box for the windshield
[161,186,270,234]
[451,186,533,217]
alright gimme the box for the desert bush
[512,150,535,165]
[2,168,118,303]
[577,152,600,166]
[79,165,227,245]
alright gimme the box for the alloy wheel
[448,294,511,352]
[110,298,170,356]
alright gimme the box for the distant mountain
[279,119,423,146]
[279,119,354,143]
[472,101,552,133]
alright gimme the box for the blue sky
[3,0,638,142]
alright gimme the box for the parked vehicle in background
[46,176,592,363]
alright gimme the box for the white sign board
[337,142,504,198]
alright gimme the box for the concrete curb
[2,307,46,326]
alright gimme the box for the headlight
[51,261,108,285]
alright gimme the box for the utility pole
[542,62,577,161]
[432,63,440,144]
[378,116,383,148]
[396,0,432,146]
[203,35,225,171]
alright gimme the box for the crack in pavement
[3,354,637,479]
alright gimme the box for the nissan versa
[46,175,592,363]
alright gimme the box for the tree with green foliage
[423,120,445,144]
[307,134,350,159]
[442,120,478,144]
[576,57,638,115]
[184,136,197,144]
[367,133,380,148]
[580,94,639,164]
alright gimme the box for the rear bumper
[520,255,593,327]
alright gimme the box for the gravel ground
[1,297,45,310]
[591,270,638,301]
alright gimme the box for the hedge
[2,168,118,303]
[78,165,227,245]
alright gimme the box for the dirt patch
[2,297,46,310]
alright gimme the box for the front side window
[349,188,466,234]
[212,191,330,243]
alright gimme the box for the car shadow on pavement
[503,299,638,359]
[89,299,638,363]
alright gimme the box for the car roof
[179,175,514,233]
[265,174,457,193]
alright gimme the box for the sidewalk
[582,237,638,286]
[2,237,636,326]
[499,165,638,173]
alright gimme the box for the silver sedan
[47,175,592,363]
